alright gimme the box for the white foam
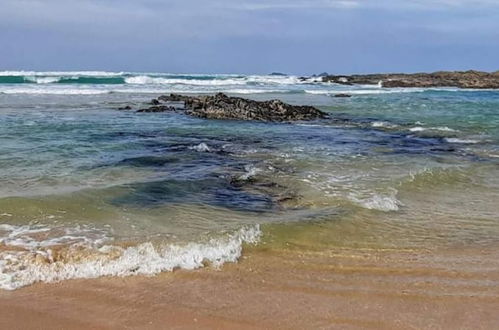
[445,138,481,144]
[305,88,426,95]
[349,190,400,212]
[125,76,240,86]
[24,76,62,84]
[433,126,456,132]
[124,75,305,86]
[371,121,398,129]
[0,224,110,250]
[245,75,304,85]
[0,225,261,290]
[238,165,262,181]
[224,89,285,94]
[409,126,456,133]
[189,143,211,152]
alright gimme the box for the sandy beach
[2,0,499,327]
[2,244,498,329]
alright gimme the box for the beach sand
[1,245,498,329]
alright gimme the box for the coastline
[1,243,498,329]
[319,70,499,89]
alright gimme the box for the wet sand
[1,246,499,329]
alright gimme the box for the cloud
[2,0,498,29]
[0,0,498,73]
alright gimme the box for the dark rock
[133,93,326,121]
[189,93,326,122]
[118,105,132,110]
[334,93,352,98]
[269,72,288,76]
[150,99,161,105]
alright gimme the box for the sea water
[0,71,498,289]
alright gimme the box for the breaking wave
[0,224,261,290]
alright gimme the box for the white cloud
[224,0,360,10]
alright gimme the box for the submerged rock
[137,105,176,113]
[155,93,327,122]
[334,93,352,98]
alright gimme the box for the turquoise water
[0,72,498,289]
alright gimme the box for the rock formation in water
[133,93,327,122]
[322,70,499,89]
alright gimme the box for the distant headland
[305,70,499,89]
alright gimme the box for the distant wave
[0,71,315,87]
[0,87,294,95]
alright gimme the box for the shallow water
[0,72,498,289]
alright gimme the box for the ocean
[0,71,498,290]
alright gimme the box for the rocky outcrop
[136,93,327,122]
[322,70,499,89]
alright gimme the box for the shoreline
[1,244,498,329]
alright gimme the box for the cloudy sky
[1,0,498,74]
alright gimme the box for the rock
[137,105,176,113]
[150,99,161,105]
[136,93,326,121]
[334,93,352,98]
[321,70,499,89]
[118,105,132,110]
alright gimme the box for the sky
[1,0,499,74]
